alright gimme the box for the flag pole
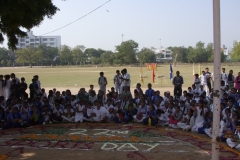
[212,0,221,159]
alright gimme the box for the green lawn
[0,64,239,91]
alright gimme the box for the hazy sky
[1,0,240,51]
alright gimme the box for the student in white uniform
[199,71,208,95]
[92,101,109,122]
[62,104,75,123]
[191,100,205,132]
[221,68,228,85]
[3,74,11,100]
[133,100,147,122]
[83,103,94,122]
[113,70,121,94]
[75,101,85,123]
[194,74,201,90]
[121,68,130,92]
[98,72,107,95]
[177,109,195,131]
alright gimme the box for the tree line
[1,40,239,67]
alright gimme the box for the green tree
[84,48,101,58]
[60,45,72,65]
[90,57,101,65]
[231,43,240,61]
[137,48,155,63]
[1,60,6,66]
[0,0,59,50]
[100,51,114,65]
[16,47,43,66]
[38,44,59,65]
[186,42,208,63]
[0,47,8,64]
[72,45,86,65]
[170,46,188,63]
[115,40,138,64]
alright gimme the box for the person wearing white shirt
[34,75,41,93]
[52,103,63,123]
[92,101,109,122]
[98,72,108,95]
[62,104,75,122]
[205,68,212,96]
[177,109,195,131]
[221,68,228,85]
[133,100,147,122]
[121,68,130,92]
[194,74,201,90]
[113,70,121,94]
[83,103,94,122]
[200,71,209,95]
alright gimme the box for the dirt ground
[0,123,239,160]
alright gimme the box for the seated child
[191,100,205,132]
[113,109,124,123]
[105,99,115,120]
[6,107,22,128]
[52,103,63,123]
[124,104,137,123]
[83,103,94,122]
[28,105,42,125]
[143,105,158,126]
[156,109,169,126]
[133,100,147,123]
[62,104,75,123]
[198,111,212,134]
[168,106,182,128]
[177,109,195,131]
[75,101,85,123]
[225,130,240,149]
[92,101,109,123]
[20,102,30,120]
[41,105,52,124]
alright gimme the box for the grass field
[0,64,239,94]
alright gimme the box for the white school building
[16,31,61,49]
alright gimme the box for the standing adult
[98,72,107,95]
[205,68,212,95]
[3,74,11,100]
[172,71,184,98]
[34,75,41,93]
[234,72,240,92]
[119,70,124,94]
[200,71,207,93]
[221,68,228,85]
[10,73,20,84]
[113,70,121,94]
[19,77,27,96]
[227,70,235,89]
[121,68,131,92]
[29,78,38,99]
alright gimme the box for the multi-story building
[16,31,61,49]
[150,47,172,62]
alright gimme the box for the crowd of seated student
[0,72,240,150]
